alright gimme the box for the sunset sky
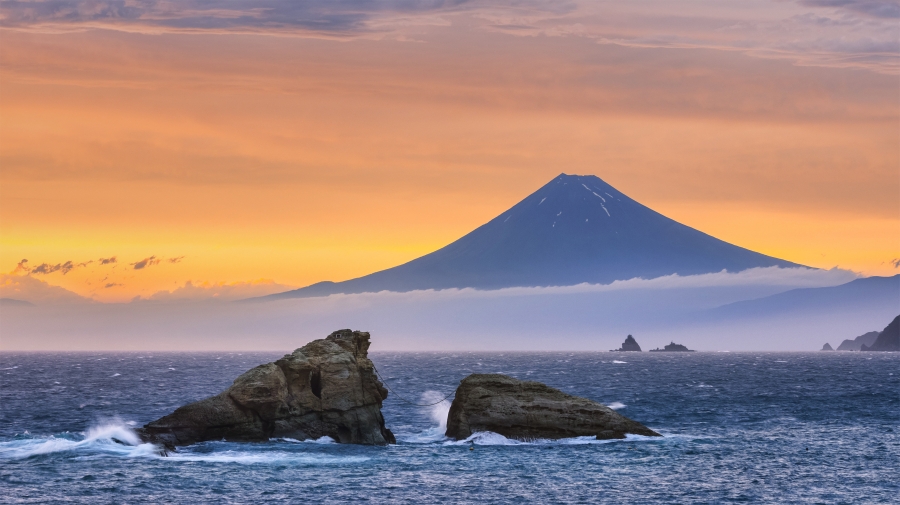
[1,0,898,303]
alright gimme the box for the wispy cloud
[28,259,92,275]
[798,0,900,19]
[130,256,160,270]
[168,256,184,264]
[99,256,117,265]
[1,0,895,73]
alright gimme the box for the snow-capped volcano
[263,174,801,299]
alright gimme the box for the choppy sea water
[0,352,897,504]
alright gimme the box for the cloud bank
[1,0,896,73]
[147,279,297,302]
[0,273,92,304]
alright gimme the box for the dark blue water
[1,352,897,504]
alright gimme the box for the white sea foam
[612,360,627,364]
[0,420,158,460]
[444,431,660,446]
[167,451,368,465]
[276,436,336,444]
[607,402,626,410]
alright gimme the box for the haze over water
[2,351,897,503]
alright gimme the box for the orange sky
[1,1,898,302]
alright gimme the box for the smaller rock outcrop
[612,335,642,352]
[445,374,660,441]
[649,342,694,352]
[836,331,880,351]
[820,343,834,351]
[138,330,395,449]
[861,315,899,352]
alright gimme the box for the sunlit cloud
[145,279,296,301]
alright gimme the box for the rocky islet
[138,330,395,449]
[445,373,660,441]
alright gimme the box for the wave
[443,431,663,446]
[165,449,368,465]
[0,420,158,460]
[0,422,368,465]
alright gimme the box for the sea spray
[397,390,453,443]
[421,390,452,432]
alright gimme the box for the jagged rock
[445,374,660,441]
[821,343,834,351]
[612,335,642,352]
[861,315,899,352]
[836,331,880,351]
[138,330,395,449]
[649,342,694,352]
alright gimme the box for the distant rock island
[649,342,694,352]
[836,331,880,351]
[820,343,834,351]
[138,330,395,450]
[612,335,642,352]
[861,315,899,352]
[445,374,660,441]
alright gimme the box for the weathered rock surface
[445,374,660,441]
[612,335,642,352]
[649,342,694,352]
[861,315,899,352]
[820,343,834,351]
[138,330,395,449]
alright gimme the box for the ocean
[1,351,897,504]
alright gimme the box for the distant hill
[862,315,899,352]
[259,173,800,300]
[706,275,900,320]
[0,298,35,307]
[836,331,880,351]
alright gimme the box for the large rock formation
[836,331,880,351]
[820,343,834,351]
[138,330,395,449]
[612,335,642,352]
[861,315,899,352]
[445,374,660,441]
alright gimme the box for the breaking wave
[0,422,368,465]
[0,420,158,460]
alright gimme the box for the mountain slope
[836,331,880,351]
[862,315,900,351]
[706,275,900,320]
[264,173,801,299]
